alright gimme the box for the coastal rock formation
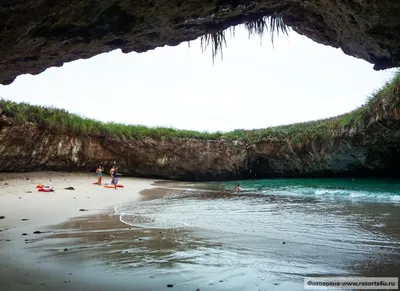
[1,0,400,85]
[1,95,399,180]
[0,119,249,180]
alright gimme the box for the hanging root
[200,14,289,62]
[200,30,227,64]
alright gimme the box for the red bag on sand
[38,188,54,192]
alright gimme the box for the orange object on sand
[104,184,124,188]
[36,184,45,188]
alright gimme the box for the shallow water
[22,178,400,291]
[116,178,400,290]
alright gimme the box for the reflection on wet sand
[30,213,219,270]
[27,213,300,290]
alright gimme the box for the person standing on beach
[110,165,116,185]
[110,165,122,190]
[100,162,104,175]
[96,164,104,185]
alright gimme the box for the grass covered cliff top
[1,71,400,145]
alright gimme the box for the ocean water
[115,178,400,290]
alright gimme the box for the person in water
[96,164,104,185]
[236,184,241,192]
[110,165,122,190]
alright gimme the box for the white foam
[390,195,400,203]
[258,186,400,204]
[349,192,366,198]
[315,190,328,195]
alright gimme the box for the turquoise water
[114,178,400,290]
[205,178,400,203]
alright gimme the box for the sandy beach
[0,171,177,291]
[1,173,399,291]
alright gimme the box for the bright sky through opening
[0,25,396,132]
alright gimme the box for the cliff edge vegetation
[1,71,400,144]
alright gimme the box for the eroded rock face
[0,120,250,180]
[1,107,399,181]
[1,0,400,85]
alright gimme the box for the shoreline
[0,171,185,291]
[0,171,177,228]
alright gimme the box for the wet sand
[0,171,176,291]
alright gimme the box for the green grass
[1,71,400,146]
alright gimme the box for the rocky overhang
[1,0,400,85]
